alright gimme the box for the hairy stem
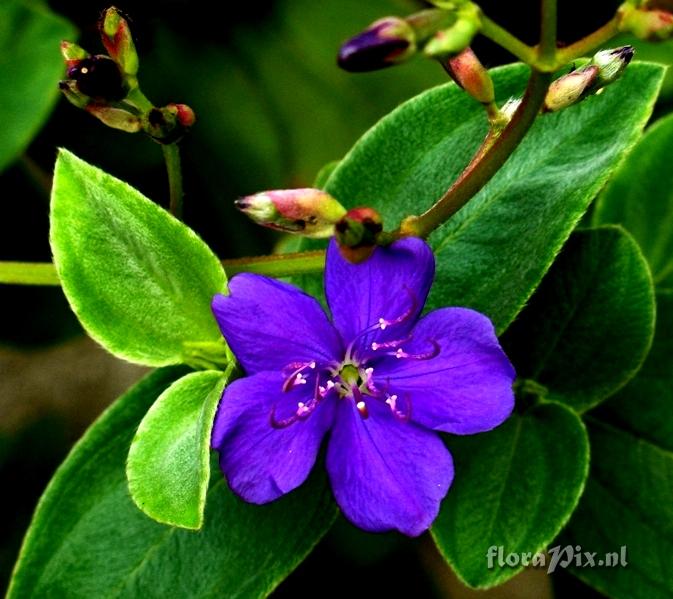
[162,144,183,219]
[0,250,327,286]
[480,14,537,65]
[399,70,552,239]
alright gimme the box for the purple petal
[326,398,453,536]
[325,238,434,361]
[212,273,342,374]
[372,308,515,435]
[212,371,333,503]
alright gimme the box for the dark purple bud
[67,55,126,101]
[338,17,416,73]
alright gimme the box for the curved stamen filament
[385,393,412,423]
[390,339,440,361]
[343,287,420,363]
[281,360,316,392]
[271,372,322,429]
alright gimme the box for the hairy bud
[544,66,599,112]
[236,189,347,238]
[592,46,634,86]
[338,17,417,72]
[443,47,494,104]
[99,6,139,76]
[543,46,633,113]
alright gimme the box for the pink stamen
[385,393,412,422]
[281,360,317,392]
[344,287,419,362]
[389,339,440,361]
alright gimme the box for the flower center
[270,300,439,429]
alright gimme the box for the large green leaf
[8,368,336,599]
[564,420,673,599]
[594,112,673,289]
[50,150,228,367]
[0,0,75,172]
[431,401,589,588]
[317,62,662,332]
[596,290,673,453]
[502,226,655,413]
[127,370,230,530]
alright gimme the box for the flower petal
[326,398,453,536]
[372,307,515,434]
[212,371,333,503]
[212,273,342,374]
[325,238,434,361]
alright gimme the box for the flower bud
[58,79,90,109]
[335,207,383,263]
[236,189,347,238]
[338,17,417,72]
[85,104,142,133]
[619,4,673,40]
[60,41,88,68]
[67,55,127,101]
[591,46,634,87]
[443,47,494,104]
[144,104,196,144]
[168,103,197,128]
[99,6,139,76]
[423,9,480,58]
[543,65,599,112]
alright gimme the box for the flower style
[211,238,515,536]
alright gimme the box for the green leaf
[563,419,673,599]
[431,401,589,588]
[502,226,655,412]
[50,150,228,367]
[0,0,75,172]
[596,290,673,452]
[127,369,230,530]
[317,62,662,332]
[594,112,673,289]
[8,368,336,599]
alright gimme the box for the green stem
[480,14,537,65]
[0,250,327,286]
[222,250,325,277]
[162,144,183,219]
[556,15,621,64]
[539,0,558,64]
[399,70,552,239]
[0,262,61,286]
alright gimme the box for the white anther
[395,348,405,359]
[356,401,367,417]
[386,394,398,407]
[365,367,373,375]
[296,373,307,384]
[378,318,388,330]
[371,342,379,351]
[326,380,335,389]
[309,361,316,369]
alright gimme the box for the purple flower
[211,238,515,536]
